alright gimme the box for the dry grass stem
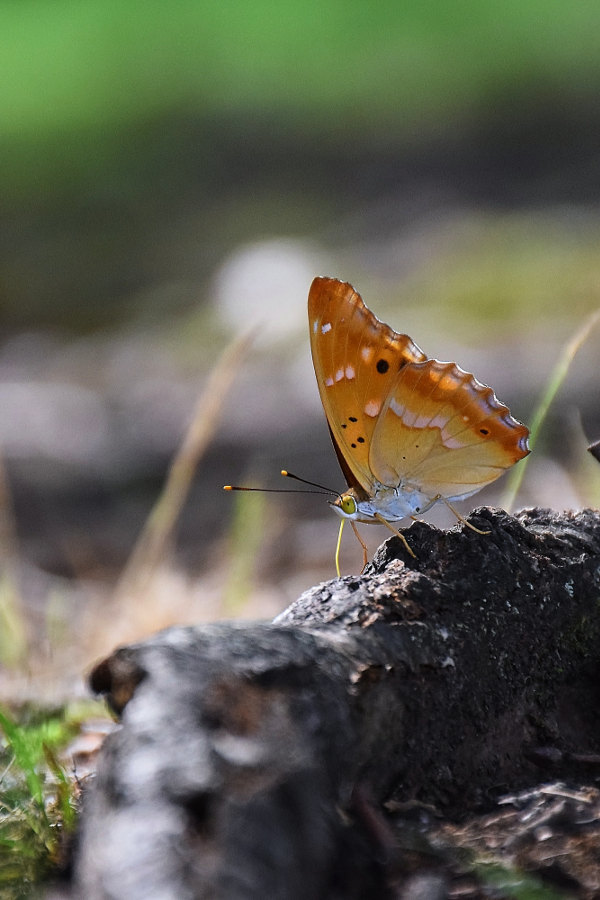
[114,330,254,601]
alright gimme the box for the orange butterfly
[308,277,529,572]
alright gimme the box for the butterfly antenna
[224,470,337,497]
[224,485,333,496]
[280,470,338,496]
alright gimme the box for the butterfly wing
[308,276,426,495]
[309,276,529,506]
[370,358,530,501]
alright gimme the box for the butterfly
[308,276,530,572]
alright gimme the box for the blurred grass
[2,0,600,195]
[0,704,83,893]
[114,328,254,602]
[502,306,600,510]
[0,574,28,668]
[0,456,27,668]
[223,489,266,615]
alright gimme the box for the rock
[75,508,600,898]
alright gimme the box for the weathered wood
[76,508,600,899]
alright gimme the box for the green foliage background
[2,0,600,196]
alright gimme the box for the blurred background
[2,0,600,697]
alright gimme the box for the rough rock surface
[76,508,600,898]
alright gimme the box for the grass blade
[502,307,600,511]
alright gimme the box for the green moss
[0,703,101,892]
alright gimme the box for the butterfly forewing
[308,277,426,495]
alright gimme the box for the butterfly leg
[350,521,369,572]
[410,495,442,520]
[441,497,490,535]
[373,513,416,558]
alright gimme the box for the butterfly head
[330,489,362,520]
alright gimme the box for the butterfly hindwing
[370,358,530,500]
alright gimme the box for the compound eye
[340,494,357,515]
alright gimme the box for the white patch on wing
[442,435,469,449]
[321,322,332,334]
[345,365,355,380]
[361,345,374,362]
[364,399,381,417]
[325,377,334,387]
[335,368,344,382]
[313,320,318,333]
[430,413,450,429]
[411,414,429,428]
[389,397,405,418]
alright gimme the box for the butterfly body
[331,483,434,522]
[309,277,530,531]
